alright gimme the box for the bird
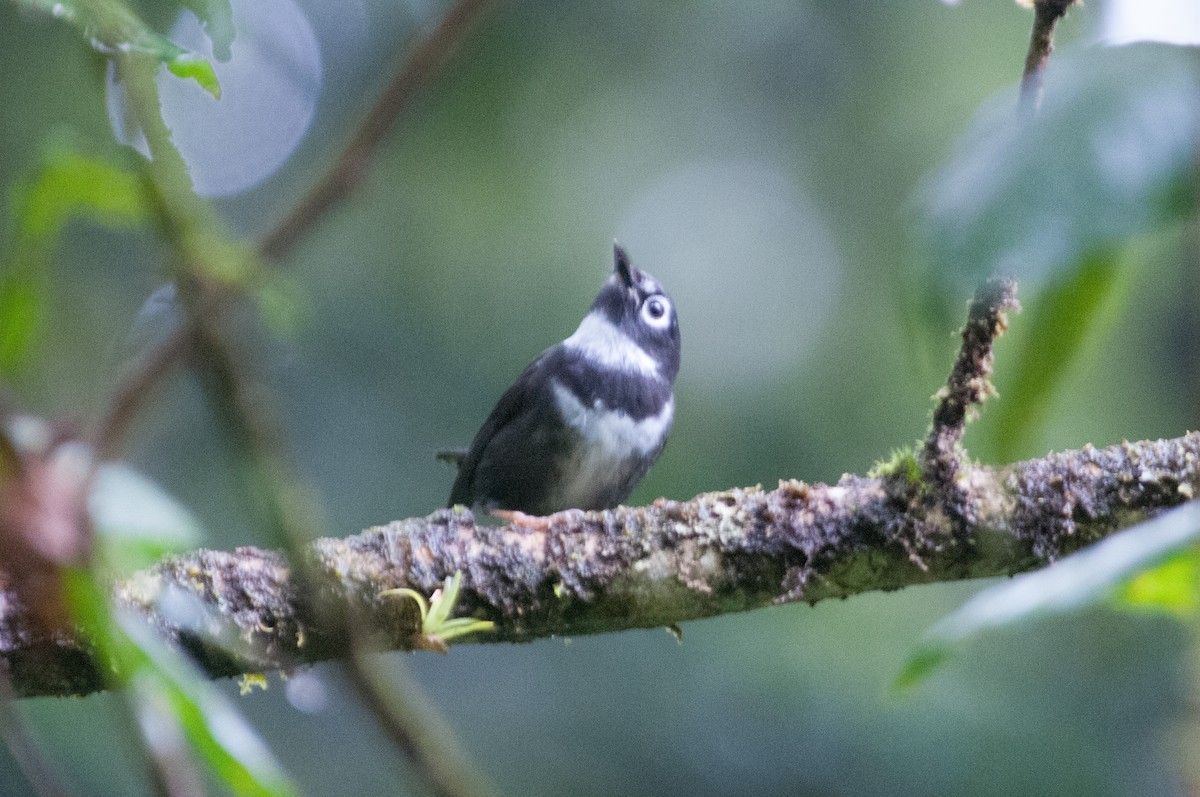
[447,242,680,516]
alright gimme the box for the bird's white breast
[550,380,674,506]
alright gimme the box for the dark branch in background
[341,652,497,797]
[93,0,499,464]
[91,323,193,462]
[184,299,319,552]
[103,29,501,794]
[1020,0,1078,113]
[258,0,497,261]
[182,292,491,797]
[4,283,1200,698]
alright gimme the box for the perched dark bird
[448,242,680,515]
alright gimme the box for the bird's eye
[640,296,672,329]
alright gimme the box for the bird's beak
[613,240,635,289]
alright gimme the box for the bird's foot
[489,508,554,529]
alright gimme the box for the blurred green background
[1,0,1198,794]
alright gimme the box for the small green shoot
[381,571,495,653]
[167,54,222,100]
[238,674,269,696]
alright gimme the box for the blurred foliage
[16,0,222,96]
[918,44,1200,290]
[67,571,296,796]
[89,456,202,571]
[1119,549,1200,616]
[985,251,1125,461]
[0,142,146,371]
[1,0,1200,795]
[898,502,1200,690]
[917,43,1200,459]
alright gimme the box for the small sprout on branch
[380,571,495,653]
[238,674,269,696]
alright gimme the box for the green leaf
[166,54,222,100]
[986,253,1123,461]
[893,646,951,693]
[17,0,222,96]
[918,43,1200,292]
[119,619,296,797]
[1113,549,1200,616]
[0,144,149,371]
[0,278,44,371]
[65,570,296,797]
[17,146,148,241]
[897,502,1200,687]
[919,43,1200,459]
[88,460,204,571]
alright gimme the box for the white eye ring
[640,296,672,329]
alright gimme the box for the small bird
[448,242,680,516]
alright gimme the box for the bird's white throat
[562,312,659,376]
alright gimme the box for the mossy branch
[3,283,1198,698]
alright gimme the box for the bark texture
[1,432,1197,698]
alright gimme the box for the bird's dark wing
[447,353,553,509]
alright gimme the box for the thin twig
[91,324,192,463]
[341,652,498,797]
[1019,0,1078,114]
[107,21,503,792]
[184,194,494,795]
[88,0,498,456]
[185,292,497,797]
[186,307,320,552]
[921,278,1019,529]
[258,0,497,261]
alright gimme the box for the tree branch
[1019,0,1078,114]
[4,431,1197,698]
[4,282,1198,698]
[921,278,1018,537]
[91,321,193,463]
